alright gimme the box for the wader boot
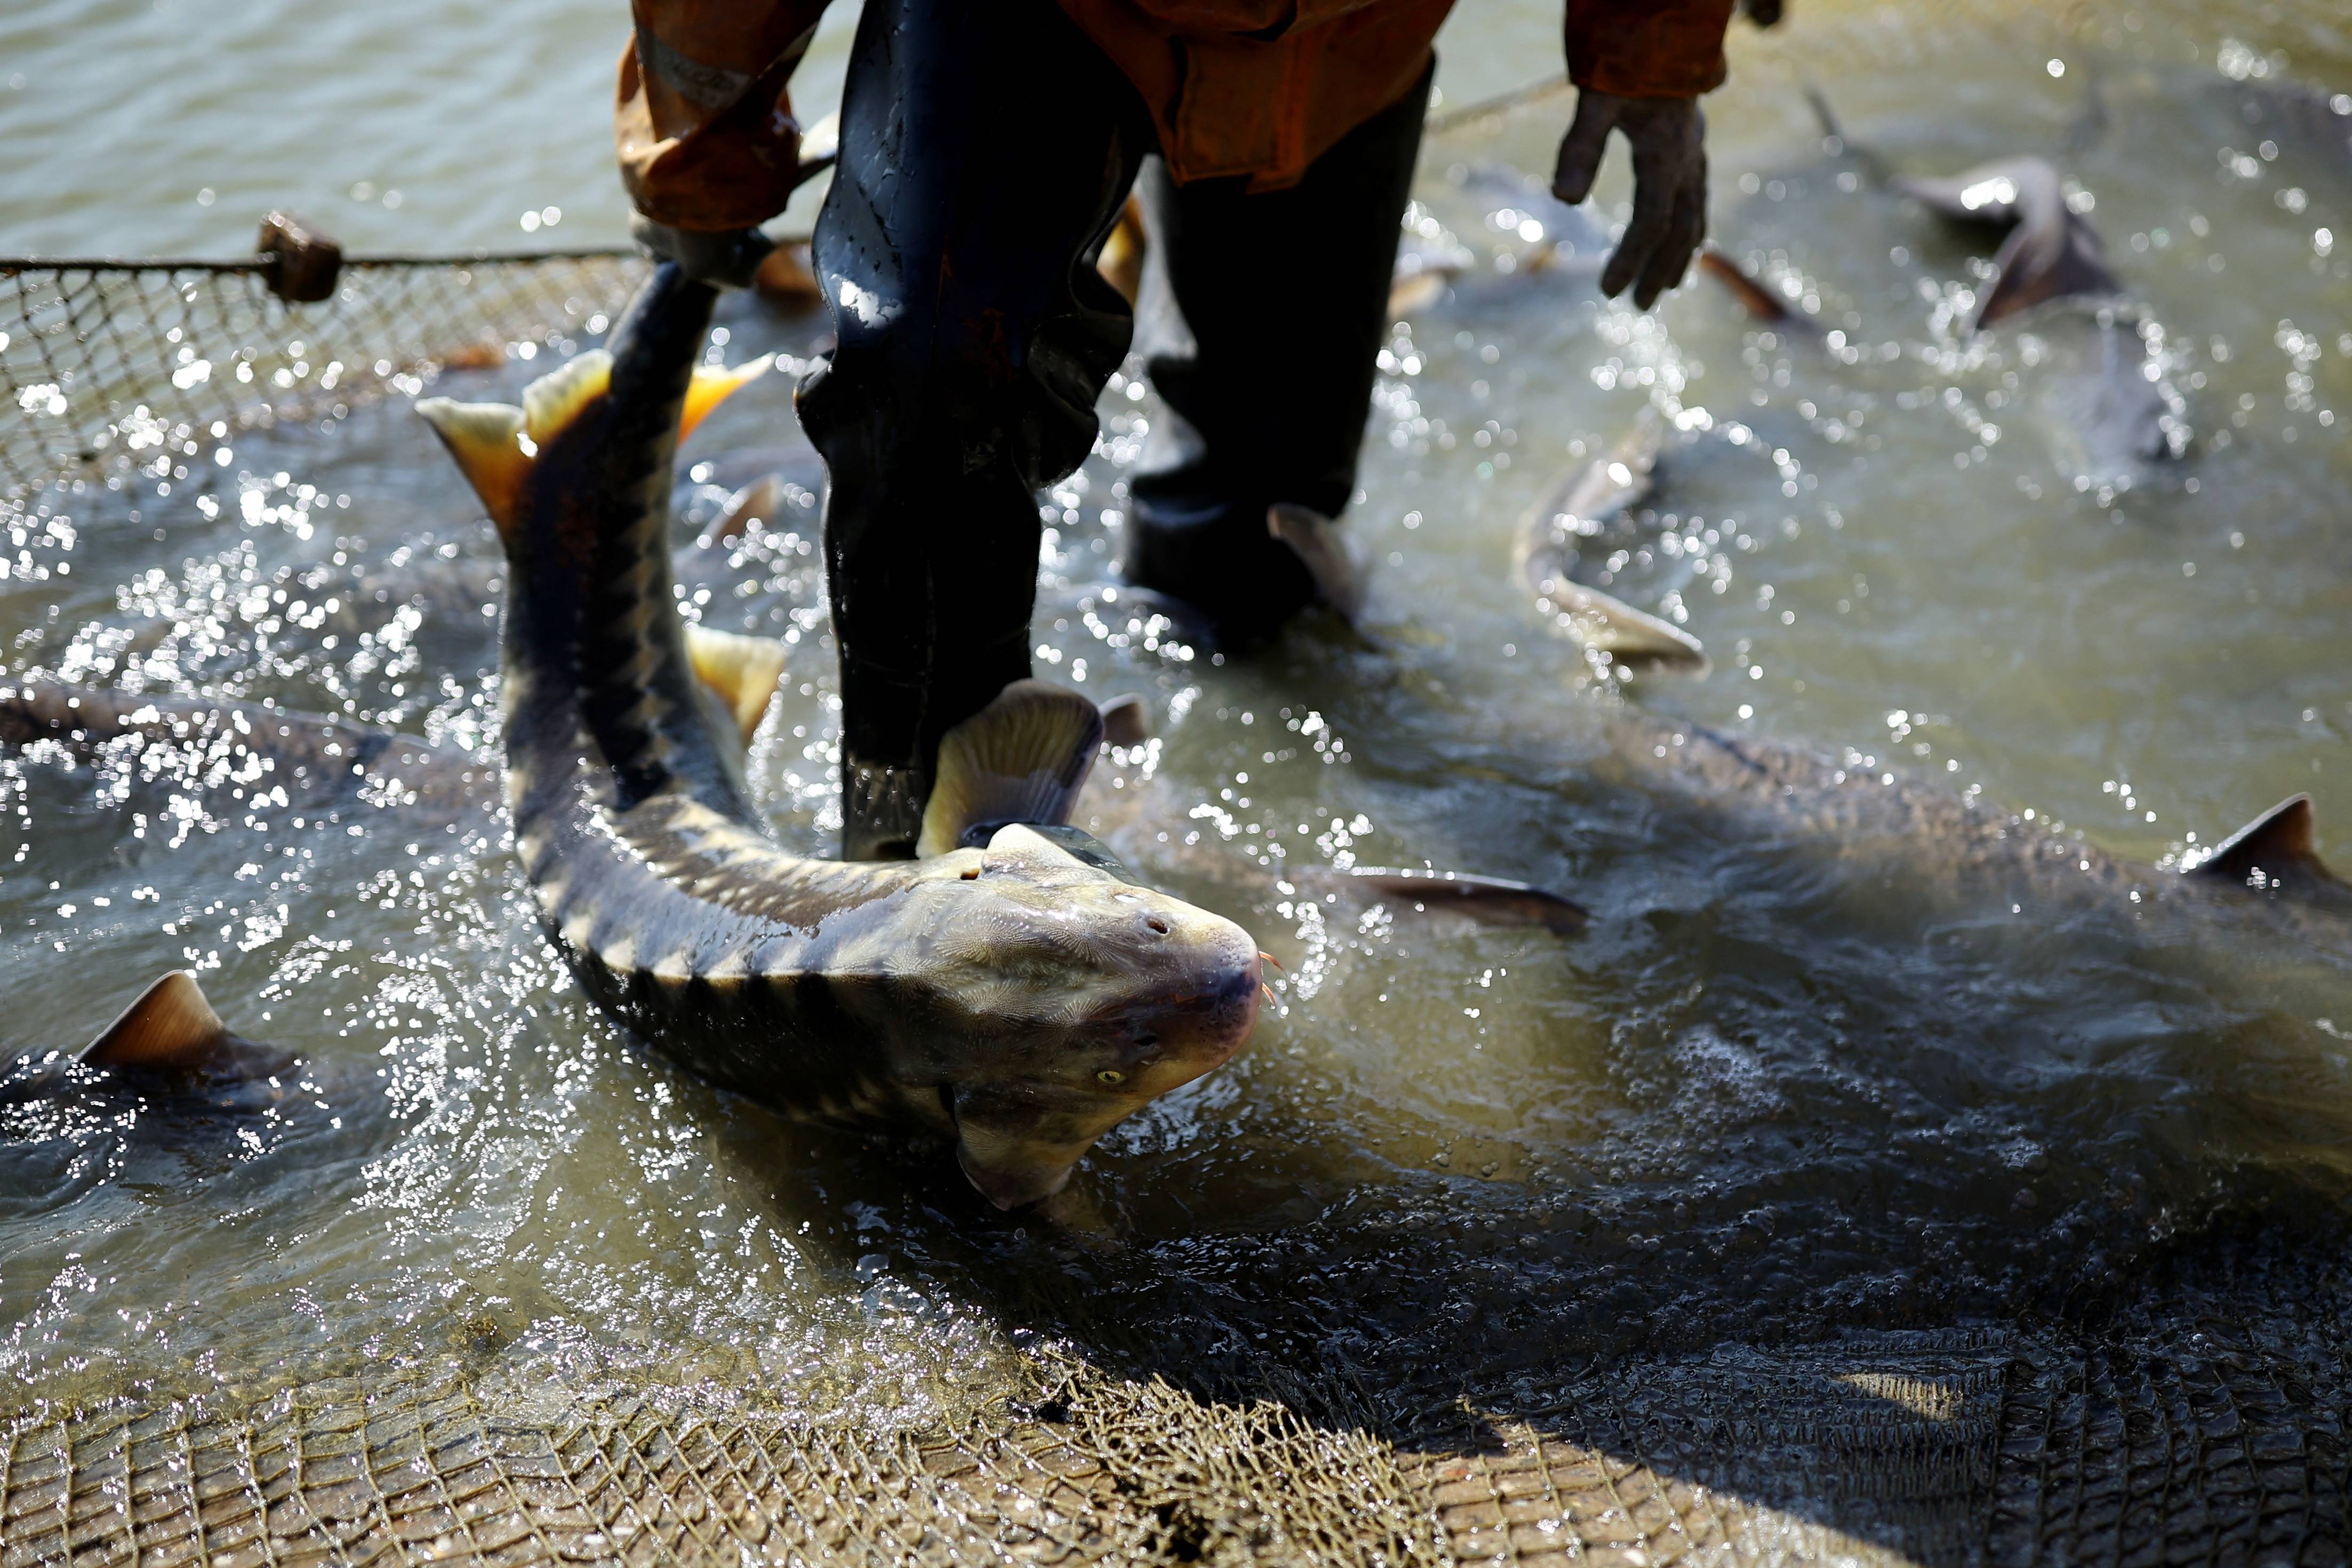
[799,0,1427,857]
[1123,67,1432,648]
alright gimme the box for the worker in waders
[617,0,1752,860]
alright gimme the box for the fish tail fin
[917,680,1105,857]
[83,970,229,1069]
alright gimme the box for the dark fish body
[417,265,1260,1207]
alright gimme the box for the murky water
[1,0,2348,1485]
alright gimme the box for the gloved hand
[629,215,775,291]
[1551,91,1707,310]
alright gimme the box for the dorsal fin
[684,624,788,744]
[680,355,774,444]
[917,680,1105,857]
[2189,794,2339,889]
[522,349,614,447]
[82,970,229,1069]
[414,399,529,530]
[1266,504,1368,622]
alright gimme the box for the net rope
[0,247,652,505]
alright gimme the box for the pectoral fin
[83,970,230,1070]
[1697,248,1823,338]
[1347,869,1590,936]
[414,399,529,532]
[684,624,788,745]
[1536,581,1709,674]
[1267,503,1368,622]
[680,356,774,444]
[2188,794,2340,891]
[917,680,1105,857]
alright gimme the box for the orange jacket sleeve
[615,0,832,231]
[1561,0,1737,98]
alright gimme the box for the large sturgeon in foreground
[412,263,1262,1208]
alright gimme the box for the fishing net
[2,1253,2345,1568]
[5,169,2350,1565]
[0,225,650,505]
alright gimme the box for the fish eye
[1095,1068,1125,1086]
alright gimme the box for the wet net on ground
[0,242,647,505]
[2,1249,2346,1568]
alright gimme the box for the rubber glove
[1551,92,1708,310]
[629,216,775,291]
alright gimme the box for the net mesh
[1,1290,2344,1568]
[0,250,649,504]
[4,196,2349,1565]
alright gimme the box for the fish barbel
[414,263,1262,1208]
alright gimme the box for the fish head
[892,823,1262,1208]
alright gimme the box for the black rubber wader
[799,0,1429,859]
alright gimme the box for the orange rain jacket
[617,0,1738,231]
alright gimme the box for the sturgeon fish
[413,263,1262,1208]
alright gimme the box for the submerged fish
[1515,419,1709,675]
[1806,92,2183,480]
[414,263,1262,1208]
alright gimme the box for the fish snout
[1118,923,1262,1087]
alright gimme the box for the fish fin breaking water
[1534,580,1709,674]
[1696,247,1822,337]
[1891,157,2121,330]
[2188,794,2344,897]
[710,473,786,542]
[680,355,776,442]
[916,679,1106,858]
[82,971,230,1070]
[683,624,787,746]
